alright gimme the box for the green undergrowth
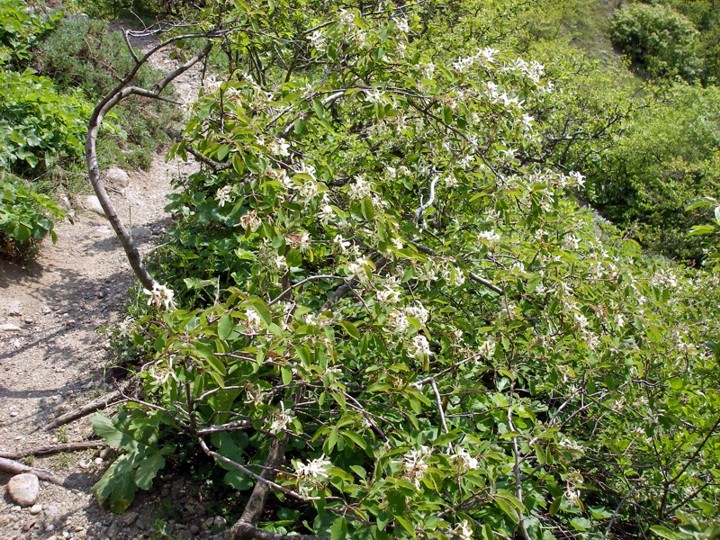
[0,1,182,259]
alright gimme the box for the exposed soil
[0,26,218,540]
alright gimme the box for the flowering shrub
[97,1,720,538]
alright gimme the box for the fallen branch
[0,441,104,460]
[0,457,68,487]
[46,390,124,431]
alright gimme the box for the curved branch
[85,35,216,289]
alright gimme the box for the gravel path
[0,26,216,540]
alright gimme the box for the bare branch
[45,389,125,430]
[0,457,69,487]
[0,441,104,460]
[86,39,215,289]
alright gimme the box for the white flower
[479,338,496,359]
[394,17,410,33]
[319,203,334,224]
[376,285,401,304]
[478,230,501,246]
[298,180,319,202]
[408,335,431,359]
[348,175,372,200]
[452,447,479,472]
[244,383,265,407]
[449,520,473,540]
[269,402,293,434]
[404,302,429,325]
[568,170,585,188]
[274,254,288,272]
[143,283,176,311]
[269,139,290,157]
[402,446,432,488]
[388,309,410,333]
[294,455,332,481]
[245,308,262,333]
[215,185,234,207]
[333,235,352,252]
[239,210,262,232]
[308,29,327,50]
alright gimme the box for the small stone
[99,448,111,459]
[78,459,90,469]
[122,511,138,525]
[85,196,106,217]
[105,167,130,189]
[9,411,18,417]
[106,521,121,539]
[23,318,33,325]
[0,323,22,332]
[29,504,42,515]
[94,457,104,466]
[45,504,60,517]
[7,474,40,506]
[213,516,227,529]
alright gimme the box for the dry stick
[45,390,125,431]
[0,441,105,460]
[0,457,68,487]
[86,33,217,289]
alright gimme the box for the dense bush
[582,84,720,262]
[94,2,720,538]
[0,0,59,68]
[610,2,703,81]
[0,175,65,260]
[0,69,90,173]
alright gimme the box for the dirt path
[0,29,212,540]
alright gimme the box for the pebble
[29,504,43,515]
[7,473,40,506]
[0,323,22,332]
[85,195,107,217]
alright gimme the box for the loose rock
[105,167,130,189]
[7,474,40,507]
[85,196,107,217]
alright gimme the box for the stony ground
[0,25,225,540]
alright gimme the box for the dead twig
[0,441,105,460]
[45,390,125,431]
[0,457,68,487]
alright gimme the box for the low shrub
[610,2,703,81]
[0,69,90,173]
[0,175,65,260]
[34,16,181,171]
[0,0,60,68]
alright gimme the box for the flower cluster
[143,282,176,311]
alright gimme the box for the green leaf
[218,314,234,340]
[339,320,360,340]
[91,414,136,450]
[247,297,273,327]
[649,526,682,540]
[133,452,166,490]
[331,517,348,540]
